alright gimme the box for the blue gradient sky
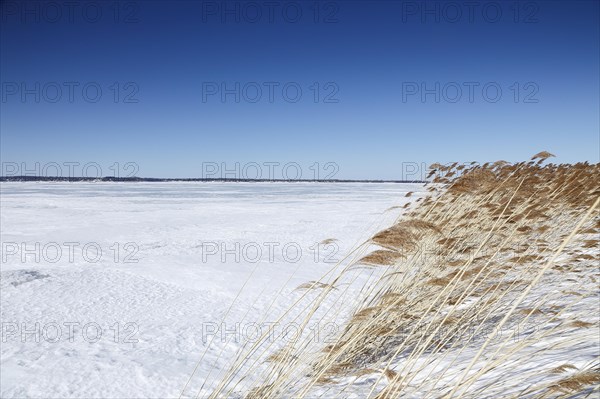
[1,0,599,179]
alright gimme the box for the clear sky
[1,0,599,179]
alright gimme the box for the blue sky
[1,0,599,179]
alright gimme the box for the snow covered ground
[0,182,423,398]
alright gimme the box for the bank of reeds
[195,153,599,398]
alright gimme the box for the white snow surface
[0,182,423,398]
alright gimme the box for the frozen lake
[0,182,422,398]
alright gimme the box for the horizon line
[0,176,427,183]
